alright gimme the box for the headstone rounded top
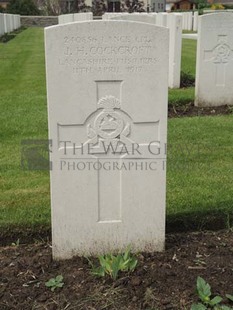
[46,20,169,35]
[200,11,233,19]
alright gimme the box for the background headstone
[73,12,93,21]
[102,13,129,20]
[167,13,182,88]
[187,12,193,31]
[110,13,182,88]
[58,14,73,24]
[0,13,4,36]
[9,14,14,32]
[195,13,233,106]
[111,13,156,24]
[156,13,165,27]
[1,14,21,35]
[193,11,198,31]
[45,21,169,259]
[4,14,9,33]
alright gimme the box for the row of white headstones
[181,11,198,31]
[0,13,21,36]
[58,11,198,31]
[103,11,199,32]
[58,11,233,107]
[45,12,232,260]
[58,12,93,24]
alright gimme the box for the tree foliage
[195,0,208,10]
[92,0,107,16]
[123,0,145,13]
[36,0,63,15]
[73,0,90,13]
[7,0,40,15]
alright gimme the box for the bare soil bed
[168,103,233,118]
[1,230,233,310]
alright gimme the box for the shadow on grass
[0,207,232,246]
[0,27,27,43]
[167,206,233,234]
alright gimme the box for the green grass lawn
[0,28,50,232]
[0,28,232,236]
[181,38,197,77]
[168,39,197,105]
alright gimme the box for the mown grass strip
[0,29,232,240]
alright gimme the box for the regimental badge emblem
[86,95,133,154]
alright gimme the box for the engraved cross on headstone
[57,81,160,223]
[204,35,233,86]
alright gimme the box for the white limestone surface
[193,11,198,31]
[73,12,93,21]
[167,13,182,88]
[58,14,74,24]
[45,21,169,259]
[111,13,182,89]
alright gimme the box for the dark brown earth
[1,230,233,310]
[168,103,233,118]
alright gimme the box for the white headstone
[0,13,4,36]
[58,14,74,24]
[156,13,164,27]
[111,13,156,24]
[58,15,64,24]
[18,15,21,29]
[111,13,182,89]
[3,14,7,33]
[184,12,188,30]
[167,13,182,88]
[182,12,186,30]
[6,14,11,33]
[160,12,168,27]
[195,13,233,106]
[193,11,198,32]
[102,13,129,20]
[45,21,168,259]
[15,14,20,29]
[13,15,17,30]
[187,12,193,31]
[10,14,14,32]
[182,12,190,30]
[73,12,93,21]
[149,12,157,23]
[102,13,118,20]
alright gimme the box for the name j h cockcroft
[58,140,166,171]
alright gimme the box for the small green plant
[227,105,233,114]
[90,247,138,280]
[45,275,64,292]
[191,277,233,310]
[226,295,233,302]
[11,239,20,246]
